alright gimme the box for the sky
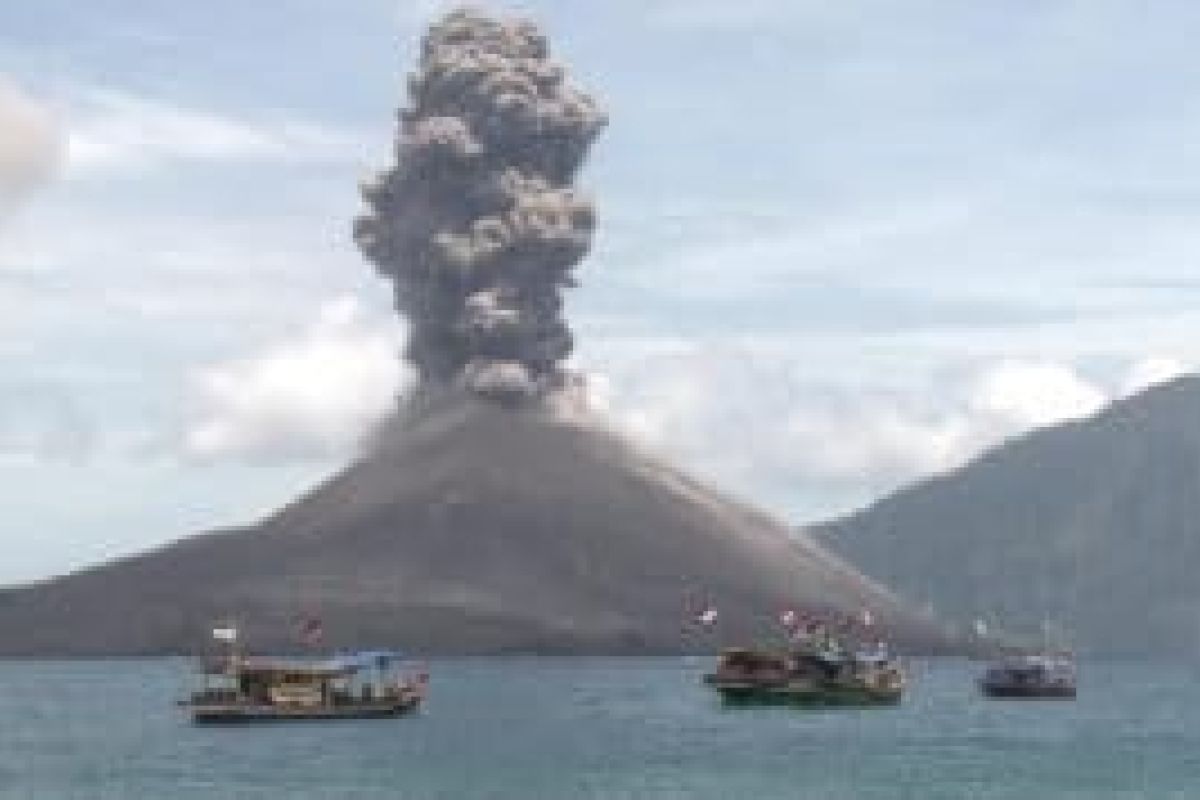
[2,0,1199,584]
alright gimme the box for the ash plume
[354,8,606,402]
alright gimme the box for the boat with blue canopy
[181,646,427,724]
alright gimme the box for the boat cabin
[186,651,426,722]
[981,653,1077,699]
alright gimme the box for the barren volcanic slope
[0,395,941,655]
[818,375,1200,657]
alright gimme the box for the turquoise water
[1,658,1198,798]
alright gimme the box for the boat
[181,650,427,724]
[979,652,1077,699]
[703,638,905,707]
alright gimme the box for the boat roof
[204,658,350,678]
[326,650,409,670]
[994,652,1075,670]
[204,650,409,678]
[717,648,788,666]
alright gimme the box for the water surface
[1,658,1196,798]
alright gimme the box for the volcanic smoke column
[354,9,607,401]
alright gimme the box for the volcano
[0,9,949,655]
[0,393,945,655]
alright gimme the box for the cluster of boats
[704,640,905,708]
[178,622,1075,725]
[705,639,1077,708]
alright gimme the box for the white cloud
[0,76,61,217]
[184,296,409,462]
[1120,355,1189,397]
[966,360,1107,430]
[65,88,365,176]
[594,347,1150,520]
[783,405,970,484]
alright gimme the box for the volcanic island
[0,9,948,656]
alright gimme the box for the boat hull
[706,678,902,708]
[189,696,422,724]
[980,683,1076,700]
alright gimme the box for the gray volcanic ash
[354,9,605,402]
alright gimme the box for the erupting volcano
[0,9,945,656]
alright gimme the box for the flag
[212,625,238,643]
[697,606,718,627]
[860,608,875,628]
[779,609,798,629]
[298,616,324,646]
[973,619,989,638]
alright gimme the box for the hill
[816,375,1200,656]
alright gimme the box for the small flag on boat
[697,606,718,627]
[297,616,324,646]
[212,625,238,642]
[779,609,798,629]
[860,608,875,628]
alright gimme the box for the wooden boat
[980,653,1076,699]
[704,643,905,708]
[181,650,427,724]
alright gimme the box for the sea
[1,657,1197,799]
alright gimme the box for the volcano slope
[0,394,945,656]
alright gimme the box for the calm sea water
[1,658,1198,799]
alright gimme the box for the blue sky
[2,0,1199,584]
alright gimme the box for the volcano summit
[0,9,944,656]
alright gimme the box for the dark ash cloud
[354,8,606,402]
